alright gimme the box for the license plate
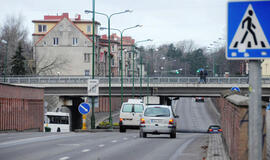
[151,119,160,123]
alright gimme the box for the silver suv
[139,105,179,138]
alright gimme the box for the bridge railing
[0,76,262,84]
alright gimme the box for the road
[0,98,220,160]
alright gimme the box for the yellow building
[262,59,270,76]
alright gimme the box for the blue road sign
[227,1,270,59]
[231,87,240,92]
[78,103,91,115]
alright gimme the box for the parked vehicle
[44,112,70,132]
[195,97,204,102]
[207,125,222,133]
[139,105,179,138]
[119,99,145,132]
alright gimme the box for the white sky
[0,0,227,47]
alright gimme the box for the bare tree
[0,14,32,75]
[35,54,69,75]
[176,40,197,55]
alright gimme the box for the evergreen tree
[11,43,26,75]
[186,49,207,75]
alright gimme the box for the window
[144,107,170,117]
[84,53,90,62]
[72,37,78,46]
[38,24,47,32]
[134,104,144,113]
[85,70,90,76]
[47,116,69,124]
[53,37,59,46]
[111,57,114,66]
[122,104,133,112]
[87,25,91,33]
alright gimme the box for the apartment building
[32,13,100,75]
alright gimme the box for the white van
[119,99,145,132]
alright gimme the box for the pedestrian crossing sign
[227,1,270,59]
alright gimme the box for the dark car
[207,125,222,133]
[195,97,204,102]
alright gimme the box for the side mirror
[175,115,179,118]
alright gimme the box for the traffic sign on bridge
[227,1,270,59]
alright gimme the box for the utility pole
[248,60,262,160]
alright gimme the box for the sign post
[78,103,91,130]
[227,1,270,159]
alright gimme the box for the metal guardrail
[0,76,263,84]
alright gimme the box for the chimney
[75,14,81,20]
[62,13,69,19]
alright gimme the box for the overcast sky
[0,0,227,47]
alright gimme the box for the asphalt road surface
[0,98,220,160]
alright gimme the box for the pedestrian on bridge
[199,70,204,83]
[203,69,208,83]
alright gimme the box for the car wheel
[119,126,126,133]
[143,132,147,138]
[170,130,176,138]
[139,131,143,138]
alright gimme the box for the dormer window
[87,25,91,33]
[38,24,47,32]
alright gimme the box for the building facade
[32,13,100,76]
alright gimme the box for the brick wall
[0,84,44,132]
[213,98,266,160]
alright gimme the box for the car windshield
[122,104,133,112]
[144,107,170,117]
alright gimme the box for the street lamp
[134,39,153,98]
[100,25,142,105]
[85,9,132,128]
[84,0,96,130]
[1,40,8,82]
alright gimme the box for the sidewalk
[92,110,120,128]
[207,134,230,160]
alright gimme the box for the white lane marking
[0,134,78,149]
[98,144,105,148]
[58,144,81,146]
[59,156,70,160]
[82,149,91,153]
[123,137,128,140]
[112,140,117,143]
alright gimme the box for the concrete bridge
[1,76,270,97]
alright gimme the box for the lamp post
[100,25,142,105]
[1,40,8,82]
[134,39,152,98]
[85,9,132,127]
[84,0,96,130]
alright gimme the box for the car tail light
[120,118,123,122]
[209,129,213,132]
[218,129,222,132]
[169,119,174,125]
[140,118,145,124]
